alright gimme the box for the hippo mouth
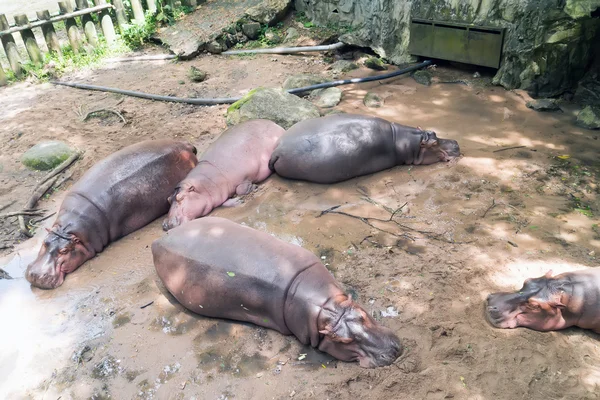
[485,301,520,329]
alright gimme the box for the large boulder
[226,87,320,129]
[526,99,561,112]
[295,0,600,98]
[21,141,77,171]
[576,106,600,130]
[245,0,291,26]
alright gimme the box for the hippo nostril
[487,306,498,312]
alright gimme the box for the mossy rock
[364,57,387,71]
[363,92,384,108]
[575,106,600,130]
[21,141,77,171]
[413,70,432,86]
[188,66,207,82]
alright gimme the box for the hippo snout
[25,267,64,290]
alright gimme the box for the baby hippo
[152,217,402,368]
[162,119,285,230]
[486,269,600,333]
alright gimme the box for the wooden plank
[58,1,83,54]
[0,63,7,86]
[92,0,116,44]
[76,0,99,47]
[130,0,145,24]
[14,14,44,66]
[37,10,62,55]
[0,4,113,37]
[146,0,157,14]
[111,0,128,30]
[0,14,23,76]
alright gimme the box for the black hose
[50,60,432,105]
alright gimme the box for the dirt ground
[1,43,600,400]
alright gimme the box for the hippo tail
[268,154,279,173]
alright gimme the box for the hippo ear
[340,294,353,308]
[45,227,52,233]
[71,235,82,244]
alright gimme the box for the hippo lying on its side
[25,140,198,289]
[269,113,461,184]
[152,217,402,368]
[162,119,285,230]
[486,269,600,333]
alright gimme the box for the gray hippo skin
[486,269,600,333]
[25,140,198,289]
[162,119,285,230]
[152,216,402,368]
[268,113,461,184]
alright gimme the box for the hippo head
[486,270,571,331]
[163,181,206,231]
[25,227,92,289]
[318,295,403,368]
[416,130,461,165]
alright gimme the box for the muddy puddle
[1,52,599,399]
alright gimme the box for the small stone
[206,41,224,54]
[284,27,299,42]
[265,30,283,44]
[235,32,249,44]
[21,141,77,171]
[364,92,383,108]
[576,106,600,130]
[412,70,432,86]
[290,390,296,397]
[330,60,359,74]
[526,98,561,112]
[473,71,481,78]
[283,73,327,92]
[322,109,346,116]
[311,87,342,108]
[242,22,262,40]
[364,57,386,71]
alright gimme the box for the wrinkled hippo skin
[163,119,285,230]
[268,113,461,184]
[152,216,402,368]
[486,269,600,333]
[25,140,198,289]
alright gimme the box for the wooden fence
[0,0,200,86]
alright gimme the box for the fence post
[112,0,128,31]
[14,14,45,66]
[0,14,23,77]
[92,0,116,44]
[37,10,62,56]
[147,0,157,14]
[75,0,99,47]
[0,63,7,86]
[130,0,145,24]
[58,1,83,54]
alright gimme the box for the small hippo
[269,113,461,184]
[486,269,600,333]
[25,140,198,289]
[162,119,285,230]
[152,217,402,367]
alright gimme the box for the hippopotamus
[268,113,461,184]
[486,269,600,333]
[152,216,402,368]
[162,119,285,230]
[25,140,198,289]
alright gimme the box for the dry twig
[0,210,44,218]
[493,146,527,153]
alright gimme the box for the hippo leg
[222,198,243,207]
[236,181,257,196]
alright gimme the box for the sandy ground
[0,45,599,400]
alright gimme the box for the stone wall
[295,0,600,97]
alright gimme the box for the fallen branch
[0,210,44,218]
[20,177,58,237]
[36,152,80,193]
[0,200,16,212]
[493,146,526,153]
[82,109,126,124]
[31,212,57,225]
[481,199,497,218]
[54,171,73,189]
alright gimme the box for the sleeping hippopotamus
[486,269,600,333]
[268,113,461,184]
[162,119,285,230]
[152,216,402,368]
[25,140,198,289]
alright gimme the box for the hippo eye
[58,248,69,255]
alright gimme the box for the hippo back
[151,217,321,334]
[269,114,397,184]
[63,139,197,241]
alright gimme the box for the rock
[223,33,238,49]
[284,27,299,42]
[226,87,320,129]
[242,22,262,40]
[295,0,600,97]
[311,87,342,108]
[246,0,291,26]
[21,141,77,171]
[363,92,384,108]
[206,41,224,54]
[412,70,432,86]
[322,109,346,116]
[235,32,249,44]
[188,66,207,82]
[364,57,387,71]
[330,60,359,74]
[283,74,327,92]
[574,66,600,106]
[526,98,561,112]
[265,30,283,44]
[0,268,12,280]
[575,106,600,130]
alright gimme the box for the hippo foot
[222,198,243,207]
